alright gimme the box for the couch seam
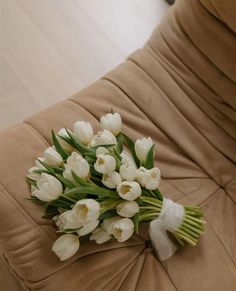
[0,183,54,241]
[67,99,100,122]
[22,122,50,146]
[147,35,236,147]
[98,245,146,291]
[25,242,145,285]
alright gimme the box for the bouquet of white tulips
[27,111,205,261]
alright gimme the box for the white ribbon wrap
[149,198,184,260]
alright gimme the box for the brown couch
[0,0,235,290]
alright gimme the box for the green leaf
[145,144,155,169]
[116,133,124,154]
[36,159,55,174]
[65,129,89,155]
[153,189,163,201]
[71,171,89,186]
[64,185,119,199]
[133,213,140,234]
[43,205,59,219]
[122,133,140,166]
[27,195,46,206]
[26,178,37,187]
[55,174,76,189]
[51,130,69,160]
[33,169,52,175]
[99,209,117,220]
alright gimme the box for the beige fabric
[0,0,235,290]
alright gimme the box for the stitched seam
[2,254,32,291]
[98,245,146,291]
[205,217,236,270]
[146,42,236,140]
[173,5,236,84]
[117,259,138,291]
[67,99,100,122]
[26,242,144,285]
[133,250,147,291]
[128,56,234,166]
[22,122,50,146]
[147,35,236,146]
[0,183,53,240]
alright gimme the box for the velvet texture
[0,0,235,290]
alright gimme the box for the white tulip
[103,217,120,234]
[56,210,82,230]
[43,146,63,167]
[116,201,139,218]
[73,121,93,145]
[27,167,41,181]
[136,167,161,190]
[33,173,63,202]
[52,234,80,261]
[111,218,134,242]
[73,199,100,224]
[94,154,116,174]
[100,112,122,136]
[89,227,111,244]
[117,181,141,201]
[102,171,122,189]
[120,149,132,163]
[134,137,154,162]
[63,152,90,181]
[57,128,74,152]
[119,159,137,181]
[96,146,109,156]
[90,129,117,147]
[77,220,99,236]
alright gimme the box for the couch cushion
[0,0,235,290]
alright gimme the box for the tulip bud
[100,112,122,136]
[52,234,80,261]
[73,199,100,224]
[111,218,134,242]
[119,159,137,181]
[73,121,93,145]
[117,181,141,201]
[56,210,82,230]
[134,137,153,162]
[103,217,120,234]
[102,171,122,189]
[96,146,109,156]
[90,130,117,147]
[27,167,41,181]
[89,227,111,244]
[63,152,90,181]
[94,154,116,175]
[116,201,139,218]
[57,128,74,152]
[43,146,63,167]
[77,220,99,236]
[120,149,132,162]
[136,167,161,190]
[33,173,63,202]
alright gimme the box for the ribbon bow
[149,198,184,260]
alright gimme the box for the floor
[0,0,168,132]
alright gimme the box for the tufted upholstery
[0,0,235,290]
